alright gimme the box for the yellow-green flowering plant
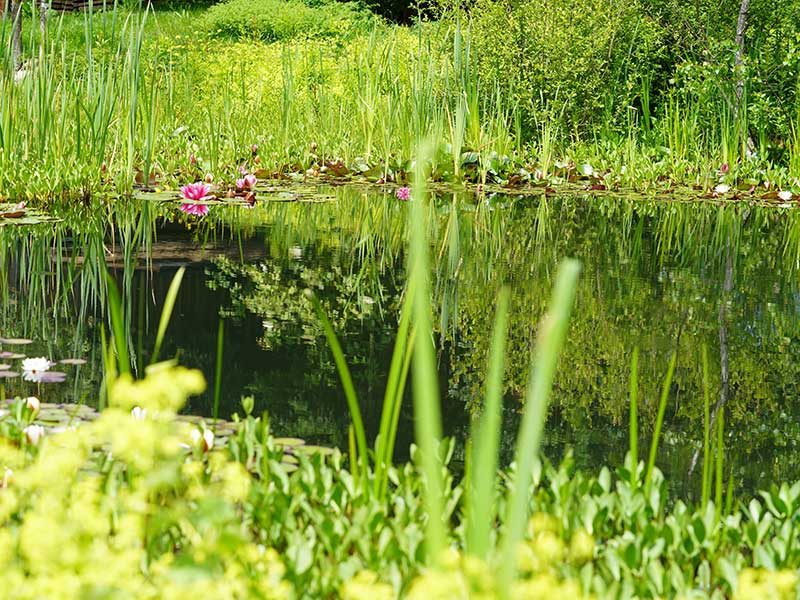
[0,364,290,600]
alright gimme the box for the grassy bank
[0,2,798,203]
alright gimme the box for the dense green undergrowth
[2,369,800,599]
[0,2,798,203]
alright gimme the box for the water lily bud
[310,141,318,152]
[251,144,258,155]
[204,173,214,183]
[131,406,147,421]
[23,424,45,446]
[189,154,197,166]
[238,165,248,176]
[1,467,11,488]
[254,155,261,165]
[191,427,214,452]
[15,201,26,210]
[25,396,40,416]
[101,162,107,174]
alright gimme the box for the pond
[2,186,800,499]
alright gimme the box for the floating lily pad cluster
[0,336,86,384]
[0,202,62,227]
[135,179,337,210]
[0,398,330,473]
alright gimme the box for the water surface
[3,188,800,498]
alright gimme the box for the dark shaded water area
[3,187,800,500]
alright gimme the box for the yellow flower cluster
[341,570,394,600]
[393,514,594,600]
[399,545,586,599]
[0,366,290,600]
[734,568,798,600]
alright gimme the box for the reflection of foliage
[442,196,800,493]
[207,256,397,352]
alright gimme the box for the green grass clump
[203,0,373,42]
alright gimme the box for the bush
[465,0,665,134]
[204,0,375,42]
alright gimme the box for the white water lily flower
[25,396,40,415]
[23,424,44,446]
[21,357,54,382]
[191,427,214,452]
[778,190,793,201]
[714,183,731,194]
[581,163,593,177]
[131,406,147,421]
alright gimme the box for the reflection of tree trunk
[688,236,733,477]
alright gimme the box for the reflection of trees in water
[5,190,800,493]
[442,197,800,495]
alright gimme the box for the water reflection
[2,189,800,498]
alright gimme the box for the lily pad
[0,352,25,359]
[59,358,88,365]
[273,437,306,447]
[0,364,10,370]
[0,371,19,378]
[293,445,335,456]
[0,337,32,345]
[37,371,67,383]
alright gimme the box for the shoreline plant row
[0,3,798,204]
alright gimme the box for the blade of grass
[312,293,369,486]
[373,280,415,498]
[498,259,580,594]
[379,327,417,500]
[629,346,639,487]
[645,351,677,487]
[213,318,224,430]
[150,266,185,365]
[715,405,725,517]
[702,344,711,506]
[409,138,446,563]
[105,271,129,376]
[466,286,510,558]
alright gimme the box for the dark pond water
[3,187,800,499]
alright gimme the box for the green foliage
[203,0,373,42]
[466,0,665,133]
[5,373,800,598]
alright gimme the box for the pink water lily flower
[396,187,411,201]
[236,174,257,190]
[718,163,729,176]
[180,182,211,201]
[180,203,210,217]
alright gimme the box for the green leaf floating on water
[0,204,61,227]
[0,337,33,345]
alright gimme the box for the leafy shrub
[465,0,665,134]
[204,0,375,42]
